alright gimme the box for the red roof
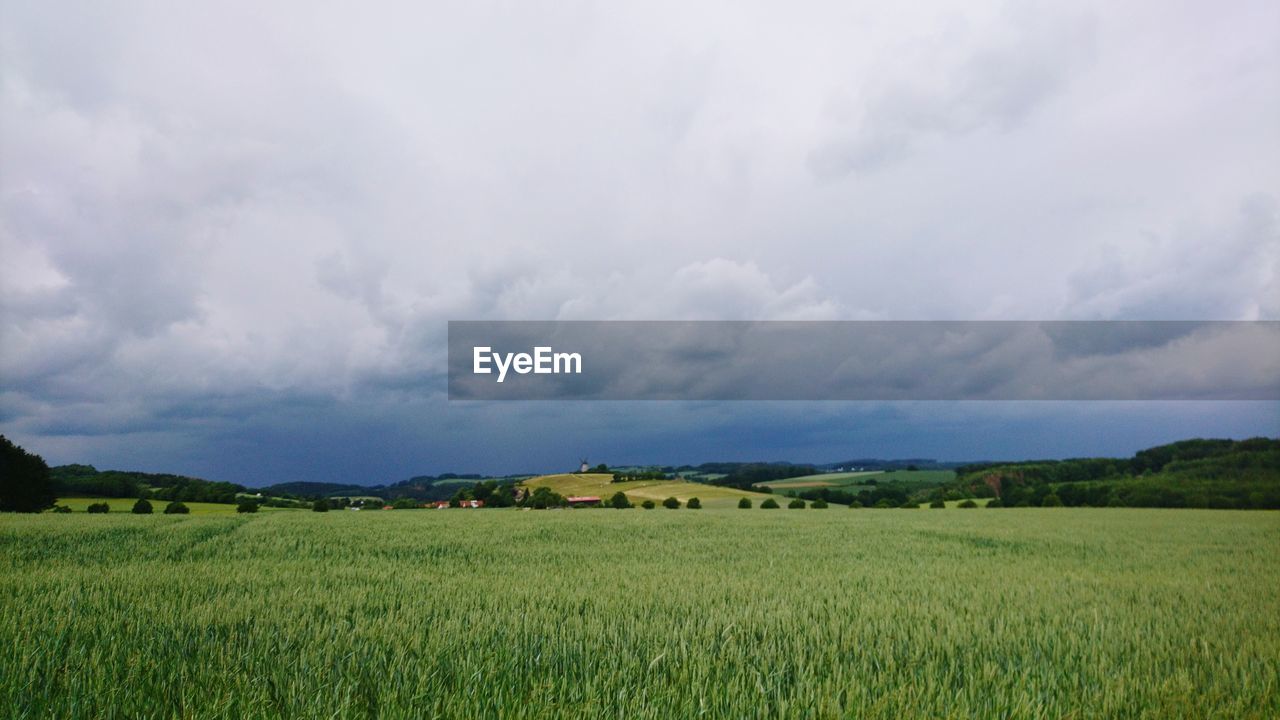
[566,496,601,503]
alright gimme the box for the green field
[524,473,774,508]
[54,497,298,515]
[2,509,1277,718]
[759,469,955,490]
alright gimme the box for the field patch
[54,497,297,515]
[523,473,773,508]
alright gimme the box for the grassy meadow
[2,509,1278,719]
[525,473,774,508]
[759,469,956,491]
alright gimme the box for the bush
[929,499,945,508]
[986,498,1003,508]
[131,498,153,514]
[760,498,780,509]
[1015,500,1032,508]
[958,499,978,509]
[52,505,72,513]
[236,500,259,513]
[662,497,680,509]
[686,497,702,509]
[849,500,863,509]
[312,500,329,512]
[738,497,752,509]
[874,498,895,509]
[87,502,110,514]
[899,501,918,509]
[641,499,655,509]
[609,491,633,509]
[1041,494,1063,507]
[810,499,828,509]
[164,501,190,515]
[1107,495,1127,507]
[788,498,805,509]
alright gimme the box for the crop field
[525,473,773,508]
[2,509,1278,719]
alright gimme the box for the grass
[524,473,774,509]
[2,509,1277,718]
[54,497,298,515]
[759,469,955,490]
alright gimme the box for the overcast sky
[2,1,1277,484]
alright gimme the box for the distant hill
[51,465,246,504]
[260,481,370,498]
[953,437,1279,509]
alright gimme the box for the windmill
[579,457,590,473]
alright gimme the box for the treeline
[702,463,817,490]
[956,438,1279,510]
[51,465,247,504]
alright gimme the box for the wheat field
[2,508,1277,718]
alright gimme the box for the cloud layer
[2,0,1277,481]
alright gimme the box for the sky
[1,0,1277,485]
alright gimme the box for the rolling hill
[521,473,775,509]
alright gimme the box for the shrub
[986,498,1003,508]
[662,497,680,509]
[1015,500,1032,508]
[52,505,72,513]
[738,498,752,509]
[164,502,190,515]
[958,499,978,509]
[87,502,110,514]
[236,500,259,514]
[929,499,946,509]
[760,498,780,509]
[788,498,805,509]
[131,499,153,515]
[609,491,633,509]
[1107,495,1127,507]
[312,500,329,512]
[874,498,895,509]
[899,501,918,509]
[641,499,655,509]
[1041,494,1063,507]
[686,497,702,509]
[849,500,863,509]
[811,499,828,509]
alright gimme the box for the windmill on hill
[579,457,589,473]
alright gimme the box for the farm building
[431,500,485,508]
[566,496,601,507]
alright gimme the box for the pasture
[759,469,955,491]
[524,473,774,508]
[2,509,1277,718]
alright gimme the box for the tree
[392,497,419,509]
[641,499,655,509]
[609,491,632,509]
[788,498,805,509]
[1041,493,1063,507]
[738,497,752,509]
[52,505,72,513]
[958,499,978,508]
[236,500,259,513]
[929,499,946,508]
[0,435,56,513]
[164,501,190,515]
[87,502,110,514]
[811,499,828,509]
[312,500,330,512]
[760,498,780,509]
[849,500,863,508]
[662,497,680,509]
[687,497,702,509]
[899,501,918,509]
[986,498,1003,508]
[874,498,895,509]
[132,498,153,514]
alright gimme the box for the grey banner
[447,321,1280,400]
